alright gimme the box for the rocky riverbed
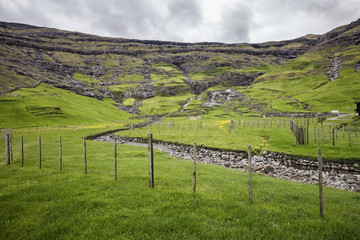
[94,135,360,192]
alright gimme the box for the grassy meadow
[122,115,360,162]
[0,127,359,239]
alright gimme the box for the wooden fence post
[314,127,317,143]
[193,142,197,193]
[39,136,41,169]
[307,119,309,144]
[318,148,323,218]
[83,137,87,174]
[6,134,10,165]
[148,133,154,188]
[21,136,24,167]
[349,126,351,146]
[332,128,335,146]
[114,139,117,180]
[336,125,338,139]
[59,136,62,171]
[9,132,13,162]
[248,145,253,205]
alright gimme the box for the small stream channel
[92,134,360,192]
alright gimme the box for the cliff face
[0,19,359,113]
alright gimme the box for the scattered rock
[94,134,360,192]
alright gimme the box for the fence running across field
[127,117,359,147]
[2,124,359,218]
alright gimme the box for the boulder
[264,165,275,174]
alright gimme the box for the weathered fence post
[193,142,197,193]
[318,148,323,218]
[39,136,41,169]
[59,136,62,171]
[336,125,338,139]
[314,127,317,143]
[332,128,335,146]
[21,136,24,167]
[349,126,352,146]
[248,145,253,205]
[10,128,13,162]
[114,139,117,180]
[83,137,87,174]
[307,119,309,144]
[5,134,10,165]
[148,133,154,188]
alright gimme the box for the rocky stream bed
[93,134,360,192]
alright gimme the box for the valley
[0,19,360,239]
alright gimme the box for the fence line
[1,129,359,217]
[290,120,305,144]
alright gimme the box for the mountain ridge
[1,19,359,116]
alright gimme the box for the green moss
[139,93,194,115]
[123,98,137,106]
[73,73,100,86]
[53,52,86,66]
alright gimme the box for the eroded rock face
[202,89,244,107]
[327,57,341,82]
[116,101,142,115]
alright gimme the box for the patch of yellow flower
[215,120,231,133]
[253,136,269,155]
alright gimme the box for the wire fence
[1,129,359,217]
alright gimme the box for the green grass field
[0,127,359,239]
[121,116,360,162]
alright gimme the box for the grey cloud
[0,0,49,26]
[0,0,359,43]
[218,2,253,43]
[168,0,202,26]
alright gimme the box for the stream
[93,134,360,192]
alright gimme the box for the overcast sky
[1,0,360,43]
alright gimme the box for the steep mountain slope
[249,19,360,113]
[0,19,359,116]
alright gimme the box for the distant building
[355,102,360,115]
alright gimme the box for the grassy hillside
[250,46,360,113]
[0,127,359,239]
[0,84,132,128]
